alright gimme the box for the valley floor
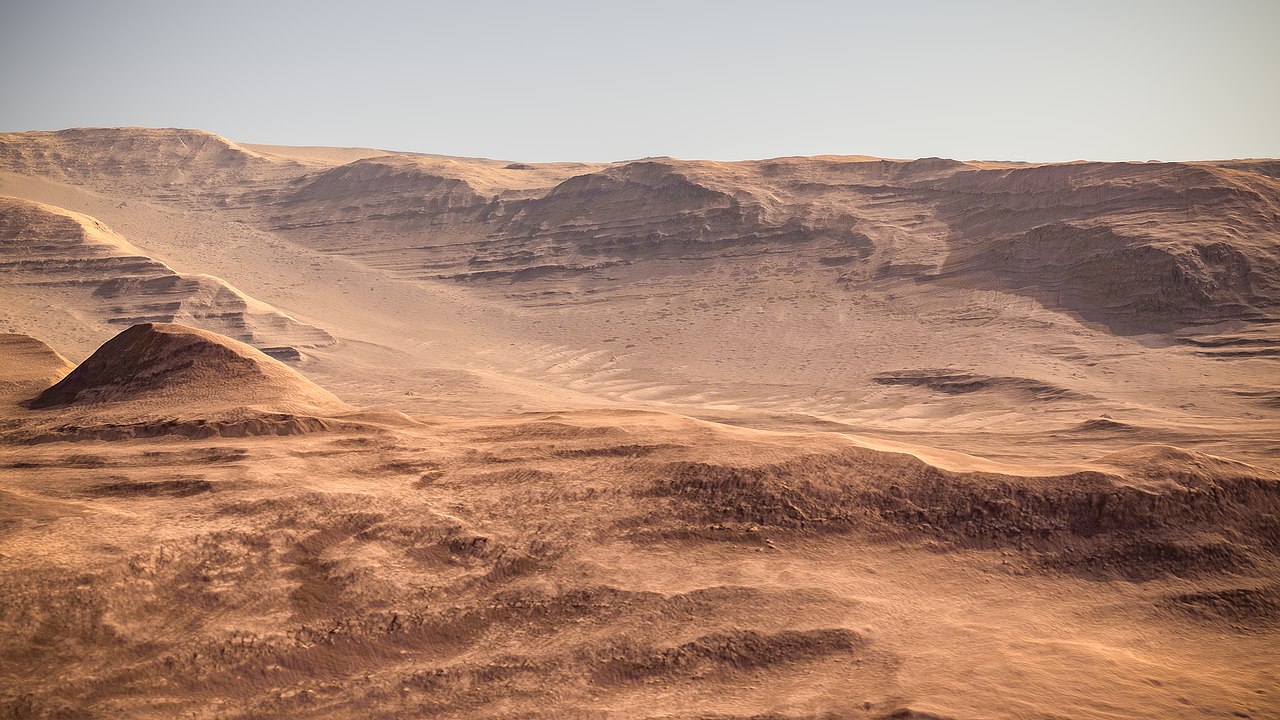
[3,409,1278,719]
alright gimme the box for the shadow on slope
[9,323,353,442]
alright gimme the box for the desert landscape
[1,127,1278,719]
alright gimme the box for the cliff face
[2,128,1278,459]
[0,196,333,354]
[261,148,1280,334]
[5,129,1278,335]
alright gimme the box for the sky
[2,0,1277,162]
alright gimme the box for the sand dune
[1,128,1278,718]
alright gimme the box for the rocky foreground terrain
[0,128,1277,718]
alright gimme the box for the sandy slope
[1,324,1278,718]
[0,128,1275,467]
[0,333,72,402]
[0,128,1278,718]
[0,195,333,357]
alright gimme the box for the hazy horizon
[5,3,1280,716]
[3,0,1278,163]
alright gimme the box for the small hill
[30,323,347,416]
[0,333,74,402]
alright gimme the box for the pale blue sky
[2,0,1276,162]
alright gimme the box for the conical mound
[31,323,346,415]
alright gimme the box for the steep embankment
[0,127,297,205]
[0,333,74,403]
[255,148,1280,335]
[0,196,334,356]
[923,161,1280,333]
[4,129,1277,337]
[0,128,1276,466]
